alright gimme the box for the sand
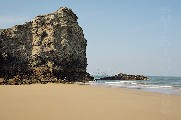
[0,84,181,120]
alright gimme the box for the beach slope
[0,84,180,120]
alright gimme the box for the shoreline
[89,77,181,96]
[90,83,181,96]
[0,83,181,120]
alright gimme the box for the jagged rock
[0,7,93,84]
[96,73,148,80]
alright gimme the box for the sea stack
[0,7,93,84]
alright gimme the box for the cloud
[0,16,30,28]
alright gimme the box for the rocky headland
[96,73,148,80]
[0,7,93,85]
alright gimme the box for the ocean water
[88,76,181,96]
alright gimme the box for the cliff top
[32,7,78,21]
[57,7,78,20]
[1,7,78,30]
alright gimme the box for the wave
[89,76,181,95]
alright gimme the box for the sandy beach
[0,84,181,120]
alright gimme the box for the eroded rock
[96,73,148,80]
[0,7,93,84]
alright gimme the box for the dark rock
[96,73,148,80]
[0,7,93,85]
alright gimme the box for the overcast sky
[0,0,181,76]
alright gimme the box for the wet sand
[0,84,181,120]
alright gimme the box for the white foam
[105,82,121,84]
[94,80,174,91]
[131,82,137,85]
[159,85,172,88]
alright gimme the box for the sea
[88,76,181,96]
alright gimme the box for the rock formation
[96,73,148,80]
[0,7,93,85]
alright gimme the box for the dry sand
[0,84,181,120]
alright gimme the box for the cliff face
[0,7,93,84]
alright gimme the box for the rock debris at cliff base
[0,7,93,85]
[96,73,148,80]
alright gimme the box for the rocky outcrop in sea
[96,73,148,80]
[0,7,93,85]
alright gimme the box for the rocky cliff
[0,7,93,84]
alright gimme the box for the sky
[0,0,181,76]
